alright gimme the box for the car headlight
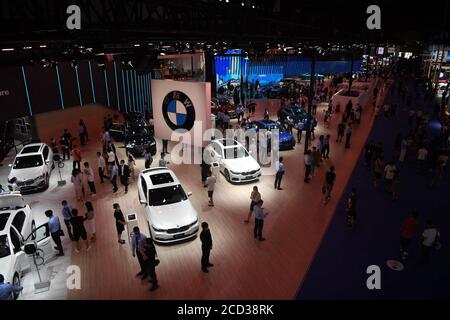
[151,225,166,232]
[230,170,239,174]
[35,174,45,181]
[126,143,134,148]
[189,218,199,228]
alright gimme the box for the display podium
[126,213,139,254]
[24,241,51,294]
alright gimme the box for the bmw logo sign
[162,91,196,131]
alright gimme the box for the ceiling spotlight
[23,46,32,50]
[134,44,141,47]
[252,5,255,8]
[242,2,244,6]
[39,45,47,48]
[1,48,14,52]
[71,60,79,69]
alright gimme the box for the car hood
[222,157,260,173]
[147,200,198,230]
[0,256,13,282]
[278,131,294,142]
[126,135,155,146]
[8,166,44,182]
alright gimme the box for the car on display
[124,124,157,157]
[243,120,296,150]
[211,98,238,119]
[0,192,53,299]
[109,122,126,142]
[205,139,261,183]
[124,112,147,127]
[7,143,54,193]
[277,105,309,130]
[0,121,15,162]
[137,167,199,243]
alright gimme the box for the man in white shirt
[274,157,285,190]
[419,220,440,264]
[97,152,107,183]
[205,171,217,207]
[83,162,96,196]
[417,146,428,173]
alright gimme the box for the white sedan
[137,167,199,243]
[205,139,261,183]
[0,193,53,299]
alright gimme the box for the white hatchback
[7,143,54,193]
[0,193,53,299]
[205,139,261,183]
[137,167,199,243]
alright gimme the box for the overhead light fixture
[225,0,229,3]
[159,52,166,56]
[252,5,255,8]
[23,46,32,50]
[134,44,141,47]
[1,48,14,51]
[242,2,244,6]
[39,45,47,48]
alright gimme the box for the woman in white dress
[84,201,96,241]
[71,169,84,201]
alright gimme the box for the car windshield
[13,155,43,169]
[0,235,11,258]
[224,146,249,159]
[264,123,280,131]
[128,127,150,137]
[149,185,187,206]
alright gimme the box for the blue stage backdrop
[215,55,362,99]
[0,60,153,121]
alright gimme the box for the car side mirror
[187,192,193,197]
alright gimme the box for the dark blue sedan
[243,119,296,151]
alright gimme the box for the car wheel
[224,169,230,182]
[12,273,20,300]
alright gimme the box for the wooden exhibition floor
[31,94,382,300]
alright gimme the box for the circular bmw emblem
[162,91,196,131]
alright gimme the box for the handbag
[154,251,160,266]
[58,229,65,237]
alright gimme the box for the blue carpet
[297,80,450,299]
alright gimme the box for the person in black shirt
[141,238,159,291]
[323,166,336,204]
[336,121,345,143]
[113,203,126,244]
[118,160,130,194]
[60,136,70,160]
[70,209,90,253]
[200,222,213,273]
[63,129,73,151]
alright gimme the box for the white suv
[8,143,54,193]
[138,167,199,243]
[205,139,261,183]
[0,193,53,299]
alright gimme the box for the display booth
[332,80,374,111]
